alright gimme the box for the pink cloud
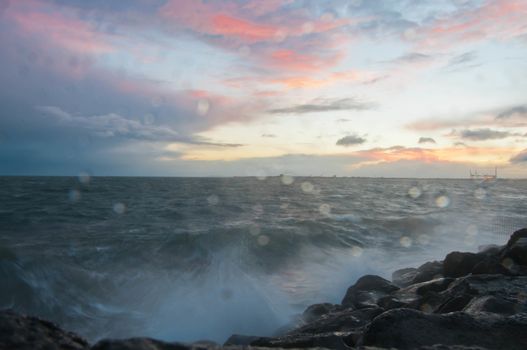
[11,9,114,56]
[414,0,527,49]
[159,0,355,74]
[211,13,278,42]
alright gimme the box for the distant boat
[470,167,497,182]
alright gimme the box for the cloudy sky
[1,0,526,177]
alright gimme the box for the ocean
[0,176,526,343]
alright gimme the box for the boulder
[91,338,191,350]
[392,267,418,287]
[443,251,482,278]
[501,228,527,267]
[301,303,341,324]
[463,295,520,315]
[223,334,260,346]
[288,306,384,335]
[0,309,88,350]
[359,308,527,349]
[249,331,352,349]
[412,261,444,284]
[341,275,399,308]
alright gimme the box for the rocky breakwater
[2,228,527,350]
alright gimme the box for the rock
[463,295,520,315]
[359,308,527,350]
[501,228,527,267]
[412,261,444,284]
[392,261,444,288]
[249,331,352,349]
[301,303,341,324]
[443,251,481,278]
[223,334,260,346]
[341,275,399,308]
[0,309,88,350]
[288,306,384,335]
[505,228,527,247]
[392,267,417,287]
[91,338,191,350]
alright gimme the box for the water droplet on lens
[435,195,450,208]
[466,225,478,236]
[281,174,294,185]
[257,234,270,246]
[143,113,155,125]
[400,236,412,248]
[207,194,219,205]
[68,189,81,202]
[474,188,486,200]
[302,22,314,34]
[408,186,421,199]
[501,258,514,270]
[319,203,331,216]
[151,96,162,107]
[197,99,210,116]
[417,234,430,245]
[113,202,126,214]
[351,246,363,257]
[78,172,91,185]
[403,28,417,40]
[301,181,314,193]
[420,303,433,313]
[253,204,264,215]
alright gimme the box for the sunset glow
[1,0,526,177]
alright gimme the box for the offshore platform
[470,167,498,181]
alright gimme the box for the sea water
[0,176,526,342]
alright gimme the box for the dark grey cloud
[459,128,514,141]
[418,137,436,144]
[336,134,366,146]
[510,149,527,163]
[268,98,375,114]
[386,52,432,64]
[496,105,527,119]
[454,142,468,147]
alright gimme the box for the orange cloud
[354,146,519,165]
[269,70,381,89]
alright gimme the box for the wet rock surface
[2,228,527,350]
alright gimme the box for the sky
[0,0,527,177]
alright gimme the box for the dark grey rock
[463,295,520,316]
[412,261,444,284]
[341,275,399,308]
[301,303,342,324]
[502,228,527,266]
[359,308,527,350]
[0,309,88,350]
[392,267,418,287]
[91,338,191,350]
[249,331,352,349]
[289,307,383,335]
[443,251,481,278]
[223,334,260,346]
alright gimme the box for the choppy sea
[0,176,526,342]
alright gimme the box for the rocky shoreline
[2,228,527,350]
